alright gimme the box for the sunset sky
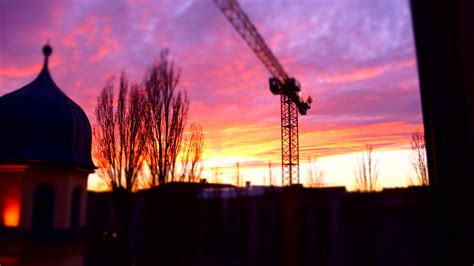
[0,0,424,190]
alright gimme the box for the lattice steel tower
[213,0,312,186]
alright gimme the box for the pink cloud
[1,0,424,187]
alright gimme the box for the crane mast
[213,0,311,186]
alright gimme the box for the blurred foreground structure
[85,183,431,266]
[0,181,434,266]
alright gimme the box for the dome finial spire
[42,41,53,69]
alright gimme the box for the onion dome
[0,44,95,170]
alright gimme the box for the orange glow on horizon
[88,120,423,191]
[3,197,20,227]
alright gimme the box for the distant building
[0,44,95,232]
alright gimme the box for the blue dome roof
[0,45,95,170]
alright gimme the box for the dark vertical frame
[410,0,474,264]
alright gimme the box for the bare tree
[306,156,325,188]
[93,79,117,191]
[93,73,147,192]
[409,131,429,186]
[181,123,205,182]
[353,144,379,192]
[144,50,190,186]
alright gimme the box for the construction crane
[213,0,312,186]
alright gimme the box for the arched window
[32,185,55,230]
[70,185,82,228]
